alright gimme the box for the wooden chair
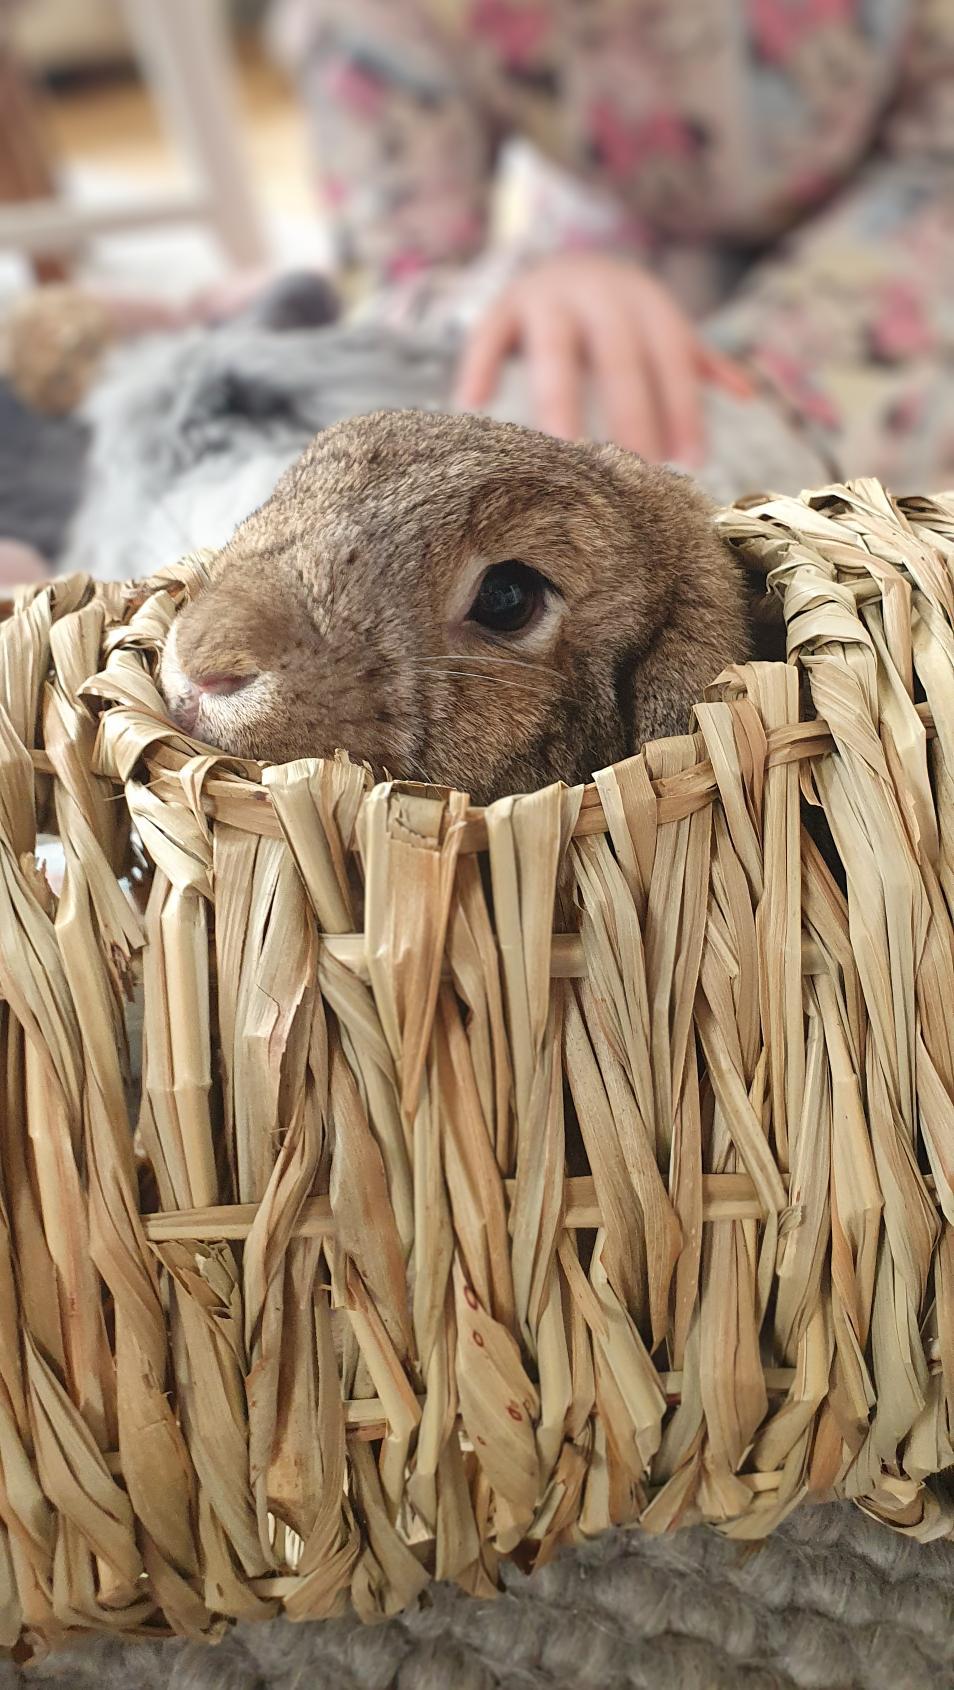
[0,0,267,275]
[0,32,68,282]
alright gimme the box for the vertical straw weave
[1,479,954,1654]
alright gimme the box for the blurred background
[0,0,325,302]
[3,0,953,586]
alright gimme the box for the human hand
[453,252,754,465]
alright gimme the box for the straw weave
[1,478,954,1655]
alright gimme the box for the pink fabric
[271,0,954,484]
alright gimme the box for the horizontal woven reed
[2,478,954,1654]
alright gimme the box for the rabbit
[159,408,751,804]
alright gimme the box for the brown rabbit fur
[160,409,750,804]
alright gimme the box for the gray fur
[63,321,459,581]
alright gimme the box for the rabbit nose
[170,673,248,735]
[171,678,201,735]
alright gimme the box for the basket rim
[28,702,936,851]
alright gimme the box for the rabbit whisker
[412,652,561,677]
[403,669,554,691]
[396,754,432,784]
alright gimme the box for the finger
[583,311,664,460]
[524,303,584,440]
[453,299,521,410]
[640,317,705,466]
[697,341,757,399]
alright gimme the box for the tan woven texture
[2,478,954,1656]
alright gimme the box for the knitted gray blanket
[12,1504,954,1690]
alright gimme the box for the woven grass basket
[2,477,954,1655]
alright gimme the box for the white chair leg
[119,0,268,269]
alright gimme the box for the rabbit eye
[469,562,548,633]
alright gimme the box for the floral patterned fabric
[269,0,954,488]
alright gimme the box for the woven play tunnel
[1,479,954,1653]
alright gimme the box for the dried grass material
[2,481,954,1651]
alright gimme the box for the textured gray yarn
[0,381,88,564]
[13,1505,954,1690]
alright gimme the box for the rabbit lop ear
[733,546,787,664]
[592,438,781,662]
[578,441,755,749]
